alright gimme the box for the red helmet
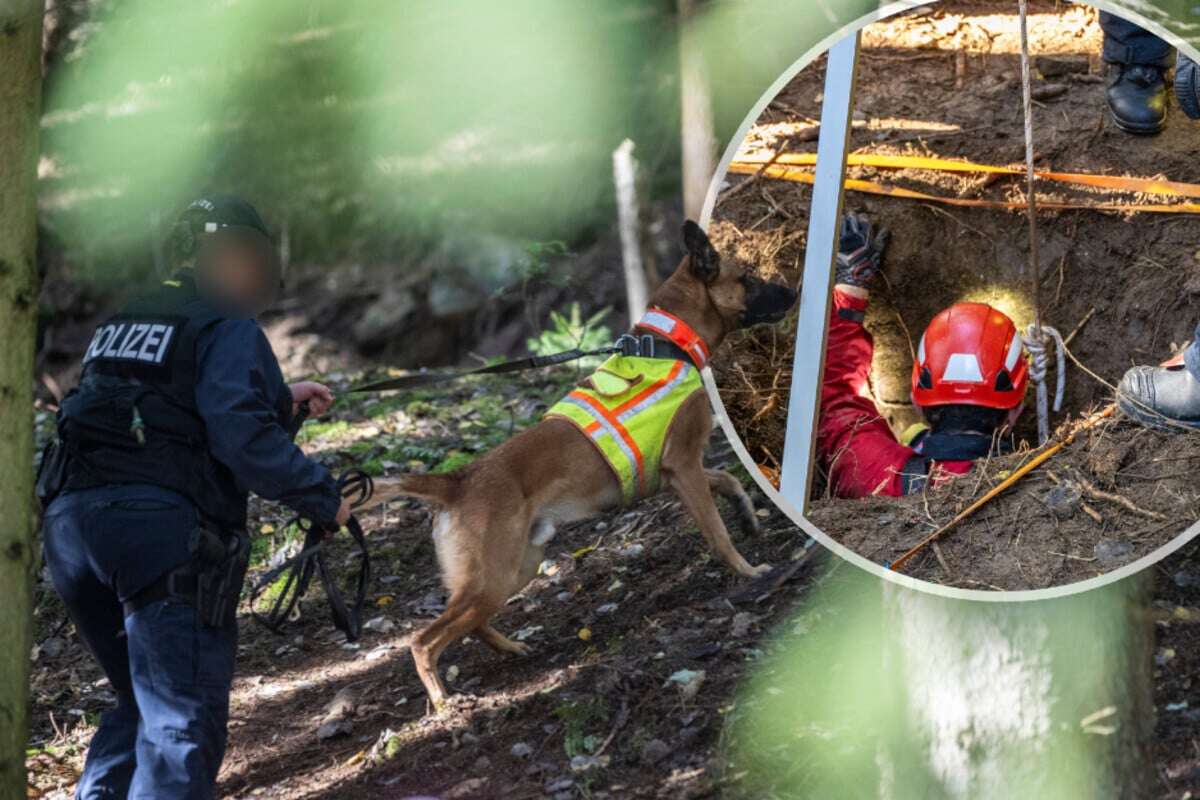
[911,302,1028,409]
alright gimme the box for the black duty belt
[123,571,200,617]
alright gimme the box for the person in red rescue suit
[817,213,1031,498]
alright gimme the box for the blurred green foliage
[37,0,1200,292]
[40,0,681,284]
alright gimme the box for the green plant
[388,443,446,466]
[517,240,570,284]
[384,734,402,760]
[432,450,476,474]
[249,522,305,568]
[553,700,608,759]
[526,303,613,369]
[295,419,351,445]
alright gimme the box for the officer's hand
[290,381,335,417]
[835,212,890,290]
[334,495,353,529]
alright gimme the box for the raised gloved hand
[835,212,890,289]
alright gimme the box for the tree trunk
[678,0,716,221]
[879,576,1155,799]
[0,2,45,799]
[735,568,1156,799]
[612,138,649,323]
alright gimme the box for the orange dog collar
[634,308,711,369]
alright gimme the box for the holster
[192,526,250,629]
[35,438,70,509]
[124,525,249,629]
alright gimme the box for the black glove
[835,212,890,288]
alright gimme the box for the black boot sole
[1117,395,1200,431]
[1108,108,1167,135]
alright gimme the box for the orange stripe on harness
[568,390,648,497]
[611,360,686,417]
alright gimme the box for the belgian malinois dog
[366,221,797,706]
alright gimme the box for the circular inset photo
[703,1,1200,596]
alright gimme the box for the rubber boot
[1106,63,1168,134]
[1117,361,1200,430]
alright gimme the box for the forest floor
[24,356,822,800]
[710,0,1200,591]
[19,345,1200,799]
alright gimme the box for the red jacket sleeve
[816,289,916,498]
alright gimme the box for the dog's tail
[356,473,457,512]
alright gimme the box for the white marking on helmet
[917,334,926,365]
[942,353,985,383]
[1004,331,1023,371]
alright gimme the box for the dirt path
[25,367,819,799]
[711,0,1200,591]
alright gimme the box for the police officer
[38,195,352,799]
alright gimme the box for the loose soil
[1149,540,1200,799]
[711,0,1200,592]
[807,413,1200,590]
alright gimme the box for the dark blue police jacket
[57,271,340,529]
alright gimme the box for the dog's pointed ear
[682,220,720,284]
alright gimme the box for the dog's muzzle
[740,278,798,327]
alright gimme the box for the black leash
[350,334,695,393]
[351,345,622,393]
[249,469,374,640]
[250,401,373,640]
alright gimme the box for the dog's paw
[436,692,480,714]
[748,563,773,577]
[508,641,533,657]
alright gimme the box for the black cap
[181,194,270,238]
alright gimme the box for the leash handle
[288,400,311,440]
[249,466,374,640]
[337,468,375,510]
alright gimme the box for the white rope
[1023,324,1066,443]
[1017,0,1062,445]
[1018,0,1037,237]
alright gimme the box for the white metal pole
[778,32,860,512]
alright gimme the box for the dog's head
[648,220,797,351]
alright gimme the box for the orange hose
[735,152,1200,199]
[727,161,1200,214]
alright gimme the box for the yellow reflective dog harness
[545,355,703,505]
